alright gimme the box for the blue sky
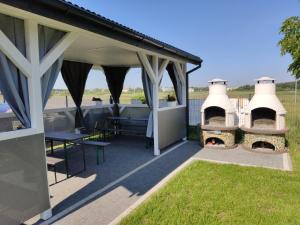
[55,0,300,89]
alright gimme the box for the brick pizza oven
[241,76,287,152]
[200,79,238,148]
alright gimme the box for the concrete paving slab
[193,145,291,171]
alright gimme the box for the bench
[80,141,110,165]
[47,156,65,185]
[104,117,147,139]
[104,128,146,137]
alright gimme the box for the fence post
[65,95,68,108]
[294,79,297,104]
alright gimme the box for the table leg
[114,119,117,135]
[82,144,86,171]
[51,140,54,155]
[96,147,100,165]
[64,141,69,178]
[102,147,105,162]
[54,165,57,183]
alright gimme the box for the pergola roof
[0,0,202,65]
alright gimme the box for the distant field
[2,88,300,119]
[45,89,300,116]
[45,90,177,109]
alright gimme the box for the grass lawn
[119,90,300,225]
[120,161,300,225]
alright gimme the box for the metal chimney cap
[255,76,275,82]
[209,78,227,83]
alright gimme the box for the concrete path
[193,145,292,171]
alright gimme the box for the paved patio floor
[25,137,199,225]
[25,139,291,225]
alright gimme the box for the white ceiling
[63,33,140,67]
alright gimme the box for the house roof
[0,0,202,65]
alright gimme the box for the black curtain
[166,63,179,100]
[102,66,129,116]
[61,60,93,128]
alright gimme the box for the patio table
[45,131,89,178]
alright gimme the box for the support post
[138,52,161,156]
[25,19,44,132]
[152,55,160,156]
[25,19,52,220]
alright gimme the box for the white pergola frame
[0,2,188,150]
[137,52,187,155]
[0,3,188,220]
[0,19,78,142]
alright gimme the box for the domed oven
[200,79,237,148]
[241,77,287,152]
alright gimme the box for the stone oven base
[201,130,236,149]
[243,132,286,152]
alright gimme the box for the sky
[54,0,300,89]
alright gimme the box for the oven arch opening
[205,137,224,145]
[204,106,225,126]
[252,141,275,151]
[251,107,276,129]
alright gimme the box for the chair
[93,120,108,140]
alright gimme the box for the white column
[25,19,44,132]
[25,19,52,220]
[137,52,161,156]
[152,55,160,156]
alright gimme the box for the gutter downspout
[186,64,202,139]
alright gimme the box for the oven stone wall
[243,132,286,152]
[201,130,236,149]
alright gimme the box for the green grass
[119,90,300,225]
[120,161,300,225]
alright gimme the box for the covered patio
[0,1,202,224]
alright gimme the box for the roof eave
[0,0,202,65]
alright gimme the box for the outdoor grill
[200,79,237,148]
[241,77,287,152]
